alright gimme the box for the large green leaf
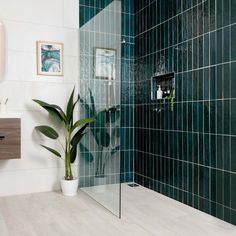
[71,94,80,125]
[33,99,67,123]
[71,124,87,146]
[73,94,80,110]
[90,127,99,145]
[71,115,96,132]
[108,106,120,124]
[66,87,75,123]
[109,126,120,147]
[80,98,93,116]
[80,90,96,119]
[95,111,107,127]
[90,110,108,147]
[79,143,94,162]
[40,145,62,158]
[35,126,59,139]
[70,146,77,163]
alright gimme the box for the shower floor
[0,184,235,236]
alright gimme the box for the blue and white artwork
[37,41,64,76]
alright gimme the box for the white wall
[0,0,79,196]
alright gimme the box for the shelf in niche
[151,72,175,101]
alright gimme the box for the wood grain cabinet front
[0,118,21,160]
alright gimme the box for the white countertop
[0,112,21,118]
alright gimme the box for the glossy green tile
[231,174,236,210]
[231,137,236,172]
[231,0,236,23]
[203,1,209,33]
[198,69,203,100]
[223,0,230,26]
[231,63,236,98]
[216,100,223,134]
[223,64,230,98]
[210,66,216,100]
[223,27,230,62]
[204,134,210,166]
[232,25,236,61]
[210,32,216,65]
[223,100,230,134]
[209,0,216,30]
[203,34,209,66]
[216,0,223,28]
[210,101,216,133]
[231,100,236,135]
[210,135,216,168]
[231,209,236,225]
[210,168,217,202]
[224,172,231,207]
[223,136,230,171]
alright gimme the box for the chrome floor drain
[127,183,139,187]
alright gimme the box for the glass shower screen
[79,0,121,217]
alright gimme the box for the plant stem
[65,135,73,180]
[103,151,110,173]
[96,146,103,177]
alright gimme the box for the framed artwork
[94,48,116,80]
[36,41,64,76]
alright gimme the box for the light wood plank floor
[0,184,236,236]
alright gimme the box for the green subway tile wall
[134,0,236,225]
[79,0,135,187]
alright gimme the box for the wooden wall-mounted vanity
[0,113,21,160]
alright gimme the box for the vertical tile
[231,100,236,135]
[223,27,230,62]
[231,174,236,210]
[209,0,216,30]
[231,0,236,23]
[216,29,223,64]
[204,134,210,166]
[223,101,230,135]
[216,0,223,28]
[231,136,236,172]
[224,172,231,207]
[203,34,209,67]
[210,31,216,65]
[223,0,230,26]
[210,168,217,202]
[231,25,236,61]
[223,64,230,98]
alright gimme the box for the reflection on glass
[79,0,121,217]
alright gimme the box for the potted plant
[80,89,120,192]
[33,87,96,196]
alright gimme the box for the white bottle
[156,85,163,100]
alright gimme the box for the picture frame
[36,41,64,76]
[94,47,116,80]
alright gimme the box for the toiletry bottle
[156,85,163,99]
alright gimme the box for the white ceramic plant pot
[60,178,79,196]
[93,176,107,193]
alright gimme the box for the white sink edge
[0,112,21,118]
